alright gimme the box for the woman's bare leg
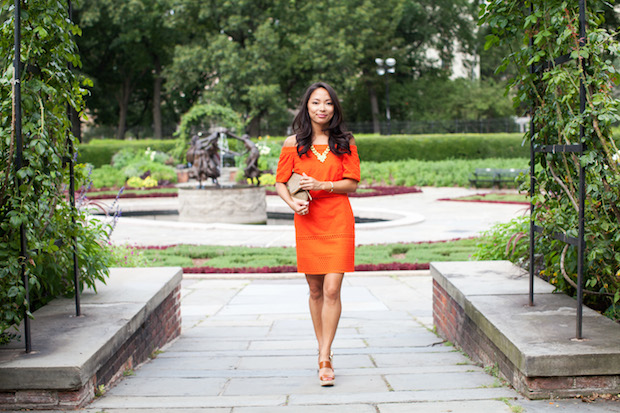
[306,272,344,381]
[306,274,325,352]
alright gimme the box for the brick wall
[96,284,182,388]
[0,285,182,410]
[432,279,620,399]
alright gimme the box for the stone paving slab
[225,374,389,396]
[377,400,513,412]
[385,371,500,391]
[233,405,377,413]
[181,325,272,339]
[148,399,620,413]
[364,335,441,348]
[134,355,241,371]
[105,377,228,397]
[236,354,374,370]
[164,338,251,352]
[288,387,518,405]
[247,337,367,351]
[371,351,473,368]
[84,410,232,413]
[89,395,287,409]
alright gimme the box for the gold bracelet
[329,181,334,193]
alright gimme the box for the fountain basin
[177,184,267,224]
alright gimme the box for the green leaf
[9,215,21,227]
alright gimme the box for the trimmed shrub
[90,165,127,189]
[355,133,528,162]
[77,139,177,167]
[174,103,244,162]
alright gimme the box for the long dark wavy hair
[292,82,353,157]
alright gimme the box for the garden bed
[183,262,431,274]
[438,192,529,205]
[84,185,422,200]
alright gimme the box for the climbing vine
[480,1,620,317]
[0,0,111,340]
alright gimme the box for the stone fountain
[177,129,267,224]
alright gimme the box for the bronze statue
[186,129,262,187]
[186,131,220,186]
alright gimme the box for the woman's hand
[299,173,358,194]
[292,198,310,216]
[275,182,310,215]
[299,173,322,191]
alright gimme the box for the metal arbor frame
[12,0,82,353]
[528,0,587,340]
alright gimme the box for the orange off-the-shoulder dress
[276,144,361,274]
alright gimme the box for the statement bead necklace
[311,145,330,163]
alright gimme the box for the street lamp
[375,57,396,135]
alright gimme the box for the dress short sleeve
[342,145,361,182]
[276,146,296,183]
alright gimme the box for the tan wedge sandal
[319,360,335,386]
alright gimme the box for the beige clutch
[286,172,312,201]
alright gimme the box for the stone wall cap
[431,260,620,377]
[0,267,182,391]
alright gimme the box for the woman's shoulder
[282,135,297,147]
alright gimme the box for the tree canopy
[75,0,510,138]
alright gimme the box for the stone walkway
[79,274,619,413]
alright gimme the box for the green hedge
[355,133,529,162]
[78,133,533,167]
[77,139,178,167]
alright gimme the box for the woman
[275,82,360,386]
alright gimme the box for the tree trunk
[368,82,380,134]
[116,77,132,140]
[152,54,163,140]
[248,116,261,137]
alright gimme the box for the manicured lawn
[135,238,479,270]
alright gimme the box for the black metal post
[576,0,587,340]
[385,76,391,136]
[67,0,81,317]
[13,0,31,353]
[69,140,81,317]
[528,3,536,307]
